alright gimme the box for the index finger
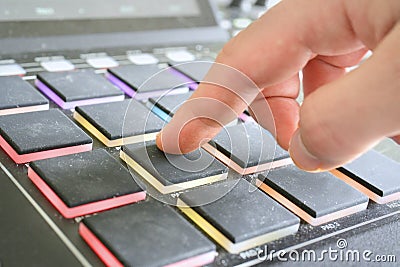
[156,0,351,154]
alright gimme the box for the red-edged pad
[79,224,123,267]
[0,135,92,164]
[79,223,216,267]
[28,168,146,218]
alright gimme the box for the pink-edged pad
[0,135,92,164]
[28,168,146,218]
[79,223,124,267]
[238,112,255,123]
[79,223,216,267]
[0,104,49,116]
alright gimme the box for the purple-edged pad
[35,80,124,109]
[169,60,214,90]
[168,68,198,90]
[35,70,124,109]
[106,64,193,99]
[105,72,137,97]
[106,72,189,100]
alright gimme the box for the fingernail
[289,130,323,172]
[155,132,161,142]
[155,132,163,150]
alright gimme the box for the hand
[156,0,400,171]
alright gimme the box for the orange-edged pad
[333,150,400,204]
[257,165,369,226]
[203,123,292,175]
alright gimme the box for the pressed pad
[121,140,228,194]
[74,99,164,146]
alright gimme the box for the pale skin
[156,0,400,172]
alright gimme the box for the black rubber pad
[170,60,213,82]
[338,150,400,197]
[37,70,123,101]
[259,165,369,218]
[75,99,164,140]
[0,76,48,110]
[108,64,189,92]
[30,149,144,207]
[180,179,299,243]
[122,140,228,186]
[81,200,216,267]
[148,92,193,116]
[211,123,289,168]
[0,109,92,154]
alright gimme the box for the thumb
[289,24,400,171]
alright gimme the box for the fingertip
[155,117,218,155]
[289,129,332,172]
[155,122,184,154]
[276,135,290,151]
[155,132,164,151]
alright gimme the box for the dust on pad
[74,99,164,147]
[333,150,400,204]
[203,122,292,174]
[0,109,92,163]
[0,76,49,116]
[106,64,190,99]
[257,165,369,226]
[35,70,124,109]
[148,92,193,120]
[170,60,213,89]
[120,140,228,194]
[79,201,216,267]
[28,149,145,218]
[178,179,299,254]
